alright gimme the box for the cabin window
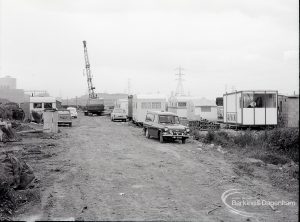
[141,102,151,109]
[33,103,42,108]
[201,107,211,112]
[243,93,255,108]
[145,114,154,122]
[265,94,276,108]
[178,102,187,107]
[152,102,161,109]
[243,93,276,108]
[44,103,53,109]
[253,94,264,108]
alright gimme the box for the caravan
[132,94,167,125]
[168,96,217,121]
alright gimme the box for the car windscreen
[159,115,180,124]
[58,111,70,114]
[113,109,124,113]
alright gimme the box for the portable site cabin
[115,98,128,115]
[25,96,57,120]
[187,98,218,121]
[30,96,57,112]
[168,96,217,121]
[278,94,299,128]
[223,90,278,127]
[132,94,167,124]
[168,96,193,119]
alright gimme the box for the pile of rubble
[0,154,35,218]
[0,122,17,142]
[0,102,25,121]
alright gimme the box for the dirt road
[15,113,298,221]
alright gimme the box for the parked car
[143,111,190,143]
[58,110,72,127]
[111,108,127,122]
[67,107,78,118]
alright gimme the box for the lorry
[84,98,105,116]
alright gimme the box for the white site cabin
[132,94,167,124]
[168,96,217,121]
[30,96,57,112]
[223,90,278,127]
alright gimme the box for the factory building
[0,76,27,103]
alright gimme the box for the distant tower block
[175,66,185,96]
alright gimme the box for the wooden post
[43,109,58,133]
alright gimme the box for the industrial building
[0,76,27,103]
[0,75,17,89]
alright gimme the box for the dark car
[143,111,190,144]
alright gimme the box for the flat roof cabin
[223,90,278,127]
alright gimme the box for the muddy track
[14,113,298,221]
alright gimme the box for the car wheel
[182,138,186,144]
[159,132,164,143]
[146,129,150,139]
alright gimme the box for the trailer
[168,96,193,118]
[223,90,278,128]
[187,98,217,121]
[168,96,217,121]
[128,95,133,121]
[132,94,167,125]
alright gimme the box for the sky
[0,0,298,100]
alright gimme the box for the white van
[67,107,78,118]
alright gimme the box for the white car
[67,107,78,118]
[111,108,127,122]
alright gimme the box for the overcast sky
[0,0,298,99]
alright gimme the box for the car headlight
[164,127,169,132]
[186,128,190,133]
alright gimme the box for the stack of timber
[188,118,220,131]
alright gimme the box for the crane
[83,40,97,99]
[82,40,104,116]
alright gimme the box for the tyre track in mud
[16,113,298,221]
